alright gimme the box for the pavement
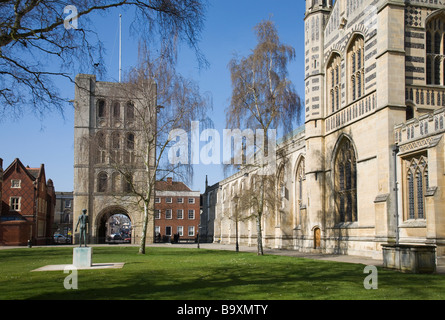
[2,242,444,273]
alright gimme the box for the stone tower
[303,0,333,250]
[73,74,157,245]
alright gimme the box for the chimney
[0,158,3,170]
[167,177,173,185]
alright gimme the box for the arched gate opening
[96,207,132,244]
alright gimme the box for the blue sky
[0,0,306,193]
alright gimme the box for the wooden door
[314,228,321,249]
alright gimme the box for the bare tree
[0,0,208,119]
[225,19,302,255]
[105,44,211,254]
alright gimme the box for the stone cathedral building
[73,74,157,245]
[211,0,445,259]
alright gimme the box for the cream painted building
[213,0,445,259]
[73,74,157,245]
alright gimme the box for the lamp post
[393,145,400,245]
[197,209,203,249]
[233,195,239,253]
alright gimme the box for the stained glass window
[348,35,364,102]
[417,171,424,219]
[335,137,357,223]
[408,172,415,219]
[327,54,341,114]
[435,57,441,85]
[405,156,428,220]
[426,17,445,86]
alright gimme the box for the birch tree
[107,45,211,254]
[226,19,301,255]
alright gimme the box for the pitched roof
[4,158,39,182]
[155,179,192,192]
[26,167,41,179]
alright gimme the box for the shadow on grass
[1,247,444,300]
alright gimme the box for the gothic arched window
[123,173,133,193]
[426,15,445,86]
[126,133,135,150]
[295,157,306,227]
[347,35,365,103]
[405,155,428,220]
[96,131,107,164]
[113,102,120,119]
[126,102,135,121]
[98,172,108,193]
[334,137,357,223]
[112,132,121,149]
[111,172,121,193]
[327,53,342,114]
[97,99,107,118]
[427,56,433,85]
[111,132,121,164]
[296,157,305,207]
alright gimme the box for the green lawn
[0,246,443,300]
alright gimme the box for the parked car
[111,234,122,240]
[54,234,71,244]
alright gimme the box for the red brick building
[154,178,201,242]
[0,158,56,246]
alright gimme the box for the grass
[0,246,444,300]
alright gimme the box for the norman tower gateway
[73,74,157,245]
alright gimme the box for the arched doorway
[313,227,321,249]
[96,207,132,244]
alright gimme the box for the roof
[26,167,41,179]
[3,158,41,182]
[155,179,192,192]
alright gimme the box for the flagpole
[119,13,122,83]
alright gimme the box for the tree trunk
[139,201,150,254]
[256,212,264,255]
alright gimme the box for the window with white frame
[188,210,195,220]
[188,198,195,204]
[10,197,21,211]
[155,226,160,236]
[165,226,172,236]
[177,198,184,203]
[188,226,195,237]
[11,180,21,188]
[166,209,172,219]
[177,209,184,219]
[155,197,160,203]
[155,210,161,219]
[177,226,184,236]
[166,197,172,203]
